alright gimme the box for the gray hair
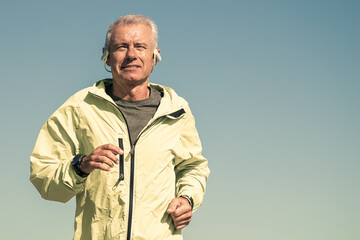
[103,14,158,52]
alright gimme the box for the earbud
[101,49,111,72]
[153,49,162,64]
[101,50,109,62]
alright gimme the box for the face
[107,23,157,86]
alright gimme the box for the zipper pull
[130,145,135,155]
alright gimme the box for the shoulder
[47,79,110,120]
[149,82,189,108]
[62,79,111,107]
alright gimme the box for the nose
[126,46,137,60]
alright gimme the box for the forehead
[110,23,153,45]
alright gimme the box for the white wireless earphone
[101,50,109,62]
[153,49,162,64]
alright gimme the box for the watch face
[72,154,80,165]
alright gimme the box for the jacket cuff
[177,190,202,212]
[64,159,87,189]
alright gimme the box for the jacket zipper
[87,92,135,239]
[127,145,135,240]
[125,110,183,240]
[115,109,135,240]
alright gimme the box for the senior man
[30,14,209,240]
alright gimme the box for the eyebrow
[110,41,149,50]
[134,42,149,47]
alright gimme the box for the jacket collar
[88,79,185,118]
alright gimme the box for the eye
[135,44,147,50]
[113,45,127,51]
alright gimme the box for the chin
[115,76,149,84]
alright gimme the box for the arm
[174,106,210,211]
[167,104,210,229]
[30,104,84,203]
[30,99,124,203]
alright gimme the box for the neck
[112,80,150,101]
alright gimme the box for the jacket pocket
[118,138,124,181]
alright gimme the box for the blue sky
[0,0,359,239]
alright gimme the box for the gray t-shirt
[106,85,162,145]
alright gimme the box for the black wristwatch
[71,154,89,178]
[180,195,194,210]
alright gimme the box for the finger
[173,210,192,222]
[91,161,112,172]
[83,160,111,172]
[174,218,191,229]
[97,155,116,168]
[100,144,123,155]
[82,154,115,172]
[174,222,190,230]
[99,149,120,165]
[173,212,192,229]
[176,217,192,226]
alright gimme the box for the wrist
[71,154,89,178]
[180,195,193,210]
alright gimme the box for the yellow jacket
[30,79,210,240]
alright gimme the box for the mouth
[121,65,140,70]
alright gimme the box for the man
[30,14,209,240]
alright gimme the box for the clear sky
[0,0,359,239]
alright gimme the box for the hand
[167,197,192,230]
[80,144,123,174]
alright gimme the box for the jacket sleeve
[174,105,210,212]
[30,103,86,203]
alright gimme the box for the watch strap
[71,154,89,178]
[180,195,193,210]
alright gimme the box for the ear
[102,48,111,65]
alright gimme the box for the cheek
[143,55,155,68]
[109,53,124,65]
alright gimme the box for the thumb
[167,199,179,214]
